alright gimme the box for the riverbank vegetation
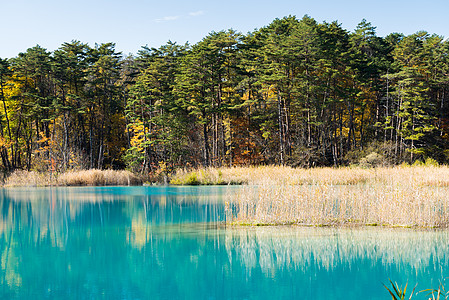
[3,169,141,187]
[215,165,449,228]
[0,15,449,177]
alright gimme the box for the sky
[1,0,448,58]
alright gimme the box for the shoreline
[4,165,449,229]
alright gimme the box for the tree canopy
[1,15,449,174]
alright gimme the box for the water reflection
[0,187,447,299]
[225,226,449,273]
[0,186,226,244]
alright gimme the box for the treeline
[1,15,449,174]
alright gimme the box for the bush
[345,141,397,167]
[359,152,384,168]
[185,172,200,185]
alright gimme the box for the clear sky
[1,0,448,58]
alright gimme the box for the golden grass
[170,165,377,186]
[4,169,142,187]
[3,170,53,187]
[220,165,449,228]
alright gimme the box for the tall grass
[4,169,142,187]
[57,169,141,186]
[170,165,377,186]
[223,165,449,228]
[3,170,53,187]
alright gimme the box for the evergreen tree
[126,42,188,173]
[0,58,13,171]
[175,30,242,167]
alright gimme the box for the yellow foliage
[127,122,149,155]
[0,136,9,148]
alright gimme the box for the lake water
[0,186,448,299]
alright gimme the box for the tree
[0,58,13,171]
[175,30,242,167]
[84,43,125,169]
[390,32,440,161]
[126,42,189,173]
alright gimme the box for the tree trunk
[203,111,210,167]
[277,92,285,165]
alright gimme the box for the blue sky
[1,0,448,58]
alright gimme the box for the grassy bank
[4,169,142,187]
[171,165,449,228]
[222,166,449,228]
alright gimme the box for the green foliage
[424,157,440,166]
[170,172,200,185]
[126,42,189,173]
[359,152,384,168]
[2,16,449,173]
[412,157,440,167]
[185,172,200,185]
[383,279,416,300]
[345,141,398,167]
[169,168,246,185]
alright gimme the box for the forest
[0,15,448,176]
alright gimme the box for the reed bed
[4,169,142,187]
[57,169,141,186]
[222,165,449,228]
[171,165,449,186]
[170,165,362,185]
[3,170,53,187]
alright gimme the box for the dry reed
[3,170,53,187]
[4,169,142,187]
[170,165,376,186]
[223,165,449,228]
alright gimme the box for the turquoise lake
[0,186,448,299]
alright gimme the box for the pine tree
[126,42,188,173]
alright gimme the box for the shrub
[184,172,200,185]
[345,141,398,167]
[359,152,384,168]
